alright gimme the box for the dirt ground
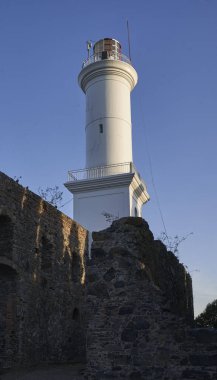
[0,364,85,380]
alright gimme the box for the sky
[0,0,217,317]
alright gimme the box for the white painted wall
[78,60,138,169]
[73,186,130,232]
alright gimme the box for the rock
[103,267,116,282]
[189,354,217,366]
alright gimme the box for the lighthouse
[65,38,149,232]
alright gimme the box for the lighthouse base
[65,168,149,233]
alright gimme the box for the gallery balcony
[65,162,150,204]
[67,162,136,182]
[82,51,131,68]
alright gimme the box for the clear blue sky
[0,0,217,316]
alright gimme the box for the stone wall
[85,218,217,380]
[1,172,217,379]
[0,172,88,369]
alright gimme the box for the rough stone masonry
[0,172,88,369]
[85,218,217,379]
[0,172,217,379]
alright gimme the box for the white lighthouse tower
[65,38,149,232]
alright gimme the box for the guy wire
[139,97,169,245]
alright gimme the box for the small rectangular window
[99,124,103,133]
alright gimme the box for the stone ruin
[0,171,217,379]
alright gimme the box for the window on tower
[99,124,103,133]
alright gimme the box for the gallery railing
[67,162,136,182]
[82,51,131,68]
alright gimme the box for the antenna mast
[127,20,132,61]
